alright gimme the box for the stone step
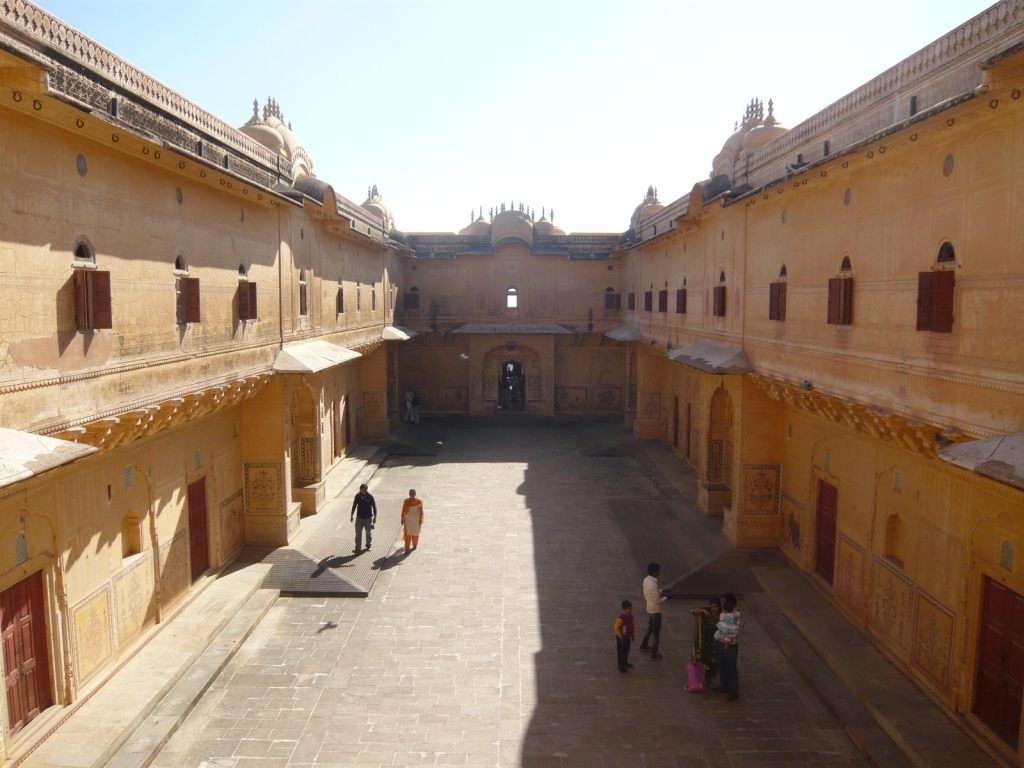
[19,564,272,768]
[102,588,278,768]
[751,565,1000,768]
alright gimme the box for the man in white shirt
[639,562,669,660]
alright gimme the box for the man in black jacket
[350,483,377,552]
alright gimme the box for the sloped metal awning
[382,325,420,341]
[665,341,753,375]
[604,326,643,342]
[938,433,1024,492]
[450,323,572,335]
[0,428,97,490]
[273,340,361,374]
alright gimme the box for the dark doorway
[814,479,838,583]
[187,478,210,581]
[2,571,52,735]
[975,576,1024,748]
[672,396,679,447]
[498,360,525,412]
[685,402,692,460]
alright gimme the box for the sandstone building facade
[4,0,1024,764]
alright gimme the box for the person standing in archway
[404,387,414,423]
[401,489,424,552]
[411,390,421,424]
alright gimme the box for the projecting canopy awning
[665,342,753,375]
[0,428,97,490]
[604,326,643,342]
[273,340,361,374]
[382,325,420,341]
[938,433,1024,492]
[450,323,572,335]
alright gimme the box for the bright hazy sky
[42,1,994,234]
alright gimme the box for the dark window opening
[937,241,956,263]
[644,291,653,312]
[404,287,421,310]
[658,289,668,313]
[627,292,636,311]
[676,288,687,314]
[337,285,344,315]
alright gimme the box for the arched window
[506,286,518,309]
[73,237,95,264]
[299,270,308,317]
[779,265,788,280]
[174,255,186,272]
[404,286,420,311]
[238,262,247,279]
[937,241,956,263]
[840,255,852,272]
[719,271,726,284]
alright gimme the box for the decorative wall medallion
[639,391,661,420]
[742,465,780,513]
[245,463,282,513]
[912,590,955,690]
[871,555,914,657]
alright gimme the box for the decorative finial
[551,209,555,222]
[489,207,494,220]
[252,98,259,119]
[288,121,292,130]
[542,206,546,219]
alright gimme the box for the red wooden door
[1,571,52,735]
[975,577,1024,748]
[815,480,838,583]
[672,397,679,447]
[187,478,210,581]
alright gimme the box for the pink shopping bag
[686,662,706,693]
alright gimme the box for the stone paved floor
[151,420,866,768]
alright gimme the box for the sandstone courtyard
[146,418,866,768]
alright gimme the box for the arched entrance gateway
[482,342,542,414]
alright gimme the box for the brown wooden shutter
[89,270,112,329]
[74,270,89,331]
[713,286,726,317]
[644,291,653,312]
[769,282,780,320]
[658,290,668,313]
[238,280,250,320]
[827,278,841,325]
[337,288,344,315]
[614,293,621,310]
[916,272,934,331]
[248,281,258,319]
[604,292,615,311]
[175,277,186,324]
[627,293,635,311]
[184,277,201,323]
[933,270,955,333]
[676,289,686,314]
[778,281,787,322]
[840,277,853,325]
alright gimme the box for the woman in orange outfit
[401,489,424,552]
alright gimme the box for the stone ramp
[19,563,273,768]
[753,564,999,768]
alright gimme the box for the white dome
[238,98,315,177]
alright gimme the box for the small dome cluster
[458,202,566,241]
[362,184,396,233]
[238,98,315,179]
[630,186,664,231]
[711,98,788,181]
